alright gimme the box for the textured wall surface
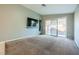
[0,4,40,42]
[74,5,79,48]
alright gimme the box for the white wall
[0,4,40,42]
[74,5,79,48]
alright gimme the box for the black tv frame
[27,17,38,27]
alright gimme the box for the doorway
[45,17,67,37]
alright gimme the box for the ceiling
[22,4,77,15]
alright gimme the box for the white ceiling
[22,4,77,15]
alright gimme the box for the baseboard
[5,35,38,42]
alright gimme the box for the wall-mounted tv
[27,17,38,27]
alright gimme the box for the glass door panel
[45,17,67,37]
[58,17,67,37]
[45,19,57,36]
[50,19,57,36]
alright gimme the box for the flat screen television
[27,17,38,27]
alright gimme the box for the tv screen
[27,17,38,27]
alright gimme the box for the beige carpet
[6,35,79,55]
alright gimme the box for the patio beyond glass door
[45,19,57,36]
[45,17,67,37]
[58,17,67,37]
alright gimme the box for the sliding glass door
[58,17,67,37]
[45,17,67,37]
[45,19,57,36]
